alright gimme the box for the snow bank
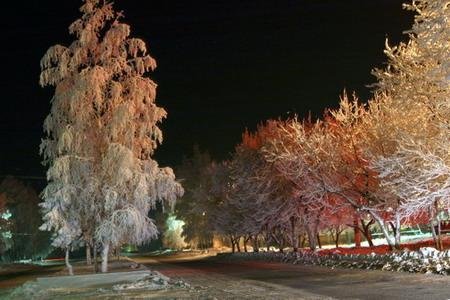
[8,270,190,299]
[112,270,191,291]
[226,247,450,275]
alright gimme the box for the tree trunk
[252,236,259,252]
[437,219,443,251]
[361,219,375,247]
[393,214,401,249]
[290,217,299,252]
[431,219,438,249]
[354,218,361,247]
[230,235,235,253]
[306,227,317,250]
[316,234,322,249]
[236,237,241,252]
[279,236,286,253]
[115,246,121,261]
[435,201,443,250]
[335,231,341,248]
[93,243,98,273]
[371,212,396,250]
[65,248,73,276]
[243,236,249,252]
[363,227,374,247]
[429,205,440,249]
[101,243,109,273]
[300,234,306,248]
[348,219,374,248]
[279,240,284,253]
[86,245,92,265]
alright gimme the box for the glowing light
[1,210,12,220]
[167,215,185,231]
[163,215,187,249]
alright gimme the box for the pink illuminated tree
[39,0,183,273]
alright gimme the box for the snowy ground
[6,269,191,299]
[4,248,450,299]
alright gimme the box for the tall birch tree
[39,0,183,273]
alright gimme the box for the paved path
[134,254,450,299]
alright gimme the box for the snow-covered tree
[258,120,328,249]
[226,125,277,251]
[327,96,405,249]
[368,0,449,248]
[225,123,299,252]
[372,0,450,124]
[259,95,404,249]
[39,0,183,272]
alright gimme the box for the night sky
[0,0,414,183]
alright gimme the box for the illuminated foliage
[368,0,450,248]
[39,0,183,272]
[206,0,449,251]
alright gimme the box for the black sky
[0,0,414,182]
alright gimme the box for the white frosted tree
[256,119,334,250]
[39,0,183,273]
[368,0,449,248]
[372,0,450,122]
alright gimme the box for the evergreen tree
[0,177,51,261]
[175,146,216,249]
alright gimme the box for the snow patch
[7,270,190,299]
[112,271,171,291]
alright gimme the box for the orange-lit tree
[326,96,405,249]
[39,0,183,273]
[368,0,449,249]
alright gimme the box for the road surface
[132,253,450,299]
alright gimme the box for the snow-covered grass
[8,269,190,299]
[319,233,433,249]
[225,246,450,275]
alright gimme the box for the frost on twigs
[367,0,450,246]
[39,0,183,270]
[173,0,449,255]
